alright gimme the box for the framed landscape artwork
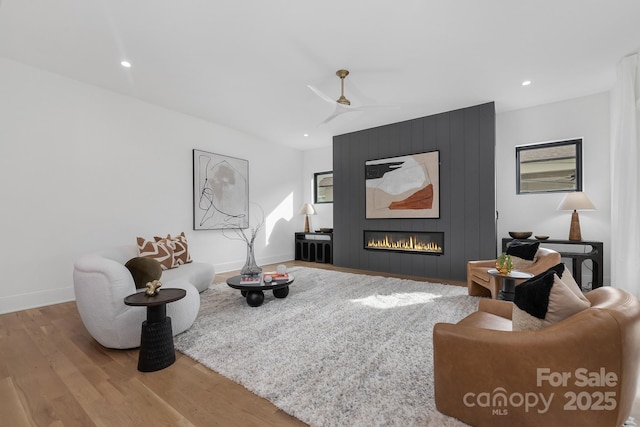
[193,149,249,230]
[365,151,440,219]
[516,138,582,194]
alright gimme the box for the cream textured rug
[174,267,478,427]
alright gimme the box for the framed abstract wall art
[365,151,440,219]
[193,149,249,230]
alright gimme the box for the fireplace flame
[367,235,443,253]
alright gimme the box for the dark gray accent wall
[332,102,496,281]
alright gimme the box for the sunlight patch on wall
[266,192,293,244]
[351,292,442,309]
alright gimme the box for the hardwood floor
[5,262,637,425]
[0,261,463,427]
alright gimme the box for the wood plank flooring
[7,261,637,425]
[0,261,463,427]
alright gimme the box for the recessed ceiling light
[120,60,132,68]
[303,133,309,137]
[522,80,532,86]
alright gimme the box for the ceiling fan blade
[318,104,357,125]
[351,104,399,112]
[307,85,337,105]
[319,112,342,126]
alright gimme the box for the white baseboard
[0,287,75,314]
[215,253,293,274]
[0,253,294,314]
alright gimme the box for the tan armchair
[467,247,561,298]
[433,287,640,427]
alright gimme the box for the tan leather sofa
[433,286,640,427]
[467,247,562,298]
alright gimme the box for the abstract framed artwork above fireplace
[365,150,440,219]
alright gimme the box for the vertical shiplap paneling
[332,135,346,266]
[353,131,368,270]
[408,117,426,276]
[361,128,376,270]
[478,103,497,259]
[368,127,383,271]
[333,102,495,280]
[398,120,415,275]
[448,109,467,280]
[421,114,439,277]
[463,107,481,280]
[435,111,451,277]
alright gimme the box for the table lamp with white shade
[557,192,596,241]
[298,203,317,232]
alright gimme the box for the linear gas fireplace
[364,230,444,256]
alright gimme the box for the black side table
[124,288,186,372]
[487,269,534,301]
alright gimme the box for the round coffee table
[226,274,295,307]
[487,269,534,301]
[124,288,186,372]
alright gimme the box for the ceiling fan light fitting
[336,69,351,105]
[337,95,351,106]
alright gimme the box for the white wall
[0,56,611,314]
[496,91,611,286]
[0,58,303,314]
[301,147,333,231]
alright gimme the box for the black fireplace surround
[364,230,444,256]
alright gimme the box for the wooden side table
[124,288,186,372]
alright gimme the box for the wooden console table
[502,238,603,290]
[295,232,333,264]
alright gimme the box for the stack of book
[239,275,262,285]
[263,272,289,282]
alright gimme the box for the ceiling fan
[307,69,397,125]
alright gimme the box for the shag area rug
[174,267,478,427]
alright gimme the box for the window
[314,171,333,203]
[516,138,582,194]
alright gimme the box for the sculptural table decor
[145,279,162,296]
[495,253,513,274]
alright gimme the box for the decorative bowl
[535,235,549,240]
[508,231,532,239]
[319,228,333,233]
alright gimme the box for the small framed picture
[314,171,333,204]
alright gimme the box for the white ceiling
[1,0,639,151]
